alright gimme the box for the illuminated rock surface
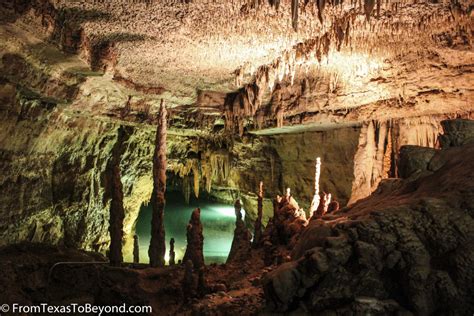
[0,0,473,314]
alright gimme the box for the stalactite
[317,0,326,23]
[253,181,264,248]
[193,167,200,199]
[269,0,281,10]
[291,0,299,31]
[148,101,167,268]
[182,175,191,204]
[364,0,376,20]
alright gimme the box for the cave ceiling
[0,0,473,134]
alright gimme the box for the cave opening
[133,191,244,264]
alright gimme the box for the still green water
[134,192,240,264]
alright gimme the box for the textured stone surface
[398,145,437,179]
[439,119,474,148]
[183,208,205,269]
[263,138,474,315]
[227,199,252,264]
[149,103,167,267]
[0,0,473,273]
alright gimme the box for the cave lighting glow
[321,52,383,80]
[134,192,242,264]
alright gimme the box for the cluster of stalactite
[228,7,357,134]
[170,152,230,203]
[224,0,473,134]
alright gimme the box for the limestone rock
[264,140,474,315]
[227,200,252,264]
[398,145,437,179]
[439,119,474,148]
[183,208,205,269]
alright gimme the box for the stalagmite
[107,126,128,267]
[133,234,139,264]
[148,101,167,268]
[182,260,197,300]
[312,192,332,219]
[327,200,340,213]
[309,157,321,218]
[264,189,307,251]
[253,181,264,248]
[183,208,205,269]
[227,199,252,264]
[197,267,207,297]
[169,238,176,266]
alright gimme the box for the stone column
[227,199,252,263]
[107,126,128,267]
[183,208,205,269]
[148,101,167,267]
[169,238,176,266]
[253,181,264,248]
[133,234,139,264]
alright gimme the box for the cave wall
[349,114,473,204]
[0,85,157,251]
[268,126,361,209]
[1,80,470,254]
[0,80,283,252]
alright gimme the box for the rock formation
[133,234,139,264]
[252,181,264,248]
[148,102,167,268]
[227,199,252,264]
[309,157,322,218]
[107,126,129,266]
[182,260,197,301]
[0,0,473,312]
[169,238,176,266]
[183,208,205,269]
[268,189,307,246]
[263,120,474,314]
[197,267,208,298]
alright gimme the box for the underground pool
[133,192,243,264]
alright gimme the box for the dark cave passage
[133,191,244,264]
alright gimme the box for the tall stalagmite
[107,126,128,267]
[227,199,252,263]
[253,181,264,248]
[309,157,321,218]
[148,101,167,267]
[183,208,205,269]
[169,238,176,266]
[133,234,139,264]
